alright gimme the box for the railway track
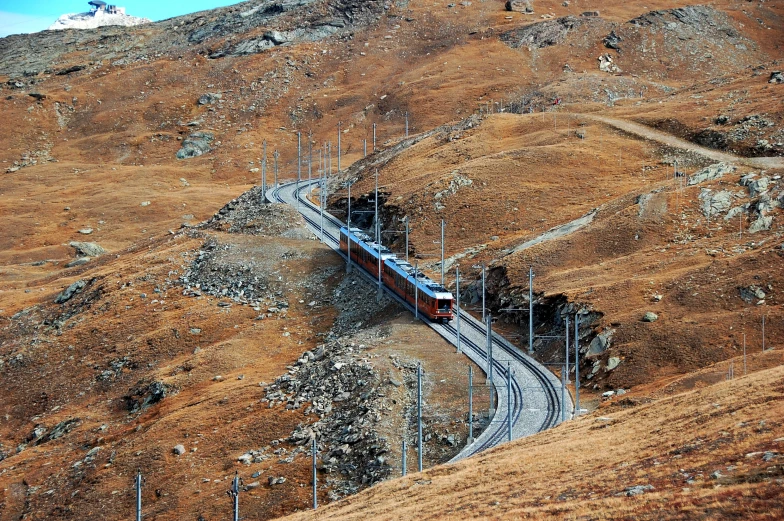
[268,180,570,460]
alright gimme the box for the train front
[433,289,454,322]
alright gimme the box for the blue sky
[0,0,242,37]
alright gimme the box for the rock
[642,312,658,323]
[724,205,748,222]
[603,30,622,51]
[268,476,286,485]
[212,375,223,381]
[587,328,614,355]
[715,115,730,125]
[623,484,654,496]
[245,481,260,489]
[173,444,186,456]
[687,162,736,186]
[55,279,87,304]
[177,131,214,160]
[65,257,90,268]
[710,470,722,480]
[739,285,766,303]
[78,228,93,235]
[748,215,773,234]
[769,72,784,84]
[124,381,170,412]
[598,54,621,73]
[606,357,621,371]
[652,294,663,302]
[140,201,151,207]
[602,390,615,399]
[748,177,770,198]
[237,453,253,464]
[197,93,222,105]
[505,0,533,13]
[500,16,585,49]
[699,189,733,217]
[69,241,106,257]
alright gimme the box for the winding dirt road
[580,113,784,170]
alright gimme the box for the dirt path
[579,113,784,169]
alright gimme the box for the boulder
[699,189,734,217]
[173,444,186,456]
[506,0,533,13]
[176,131,214,159]
[598,54,621,73]
[748,177,770,198]
[748,215,773,234]
[587,328,614,355]
[603,30,622,51]
[642,312,658,322]
[687,162,735,186]
[197,93,221,105]
[769,71,784,84]
[606,357,621,371]
[55,279,87,304]
[69,241,106,257]
[739,285,766,303]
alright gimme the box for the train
[339,226,454,322]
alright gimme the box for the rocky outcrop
[176,131,213,159]
[500,16,592,49]
[687,162,736,186]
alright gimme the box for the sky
[0,0,242,37]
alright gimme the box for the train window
[437,299,451,311]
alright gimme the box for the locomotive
[339,226,454,321]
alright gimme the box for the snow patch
[48,9,150,31]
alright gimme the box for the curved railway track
[268,180,570,460]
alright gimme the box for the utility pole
[328,141,332,176]
[347,180,352,272]
[312,438,318,510]
[440,219,445,286]
[482,265,486,324]
[506,362,512,442]
[574,313,580,417]
[405,111,409,137]
[308,130,313,195]
[261,140,267,203]
[273,149,279,188]
[528,267,534,354]
[375,169,382,300]
[405,216,410,262]
[455,266,461,353]
[467,365,474,443]
[364,138,367,157]
[297,131,302,209]
[762,315,766,351]
[486,315,493,389]
[417,362,423,472]
[135,470,143,521]
[402,440,407,476]
[560,358,567,422]
[320,168,325,242]
[337,121,342,173]
[414,261,419,320]
[373,122,377,151]
[228,472,240,521]
[565,315,570,384]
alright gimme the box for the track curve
[267,180,570,461]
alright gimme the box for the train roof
[341,226,452,300]
[385,257,453,299]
